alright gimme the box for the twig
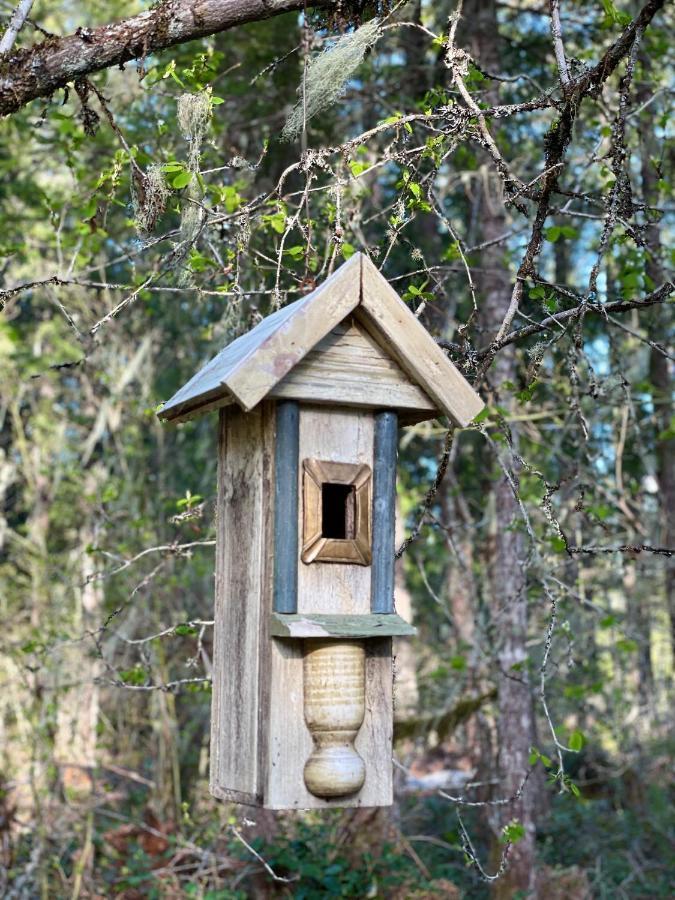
[549,0,571,89]
[0,0,34,55]
[230,826,298,884]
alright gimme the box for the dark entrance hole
[321,483,355,540]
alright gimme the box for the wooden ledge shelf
[270,612,416,640]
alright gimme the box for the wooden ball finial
[303,639,366,798]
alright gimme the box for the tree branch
[476,280,674,357]
[0,0,331,117]
[0,0,35,55]
[548,0,571,89]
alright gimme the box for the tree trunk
[459,1,537,894]
[637,55,675,663]
[54,474,104,802]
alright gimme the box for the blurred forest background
[0,0,673,897]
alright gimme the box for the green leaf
[443,241,462,262]
[569,730,585,751]
[120,666,149,686]
[600,0,631,26]
[174,624,197,637]
[349,160,369,177]
[216,184,243,213]
[516,382,538,404]
[500,820,525,844]
[262,211,287,234]
[172,171,193,189]
[341,242,356,260]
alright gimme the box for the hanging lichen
[168,90,213,281]
[177,90,212,172]
[179,201,202,248]
[282,19,381,141]
[132,163,170,234]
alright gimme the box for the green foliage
[501,819,526,844]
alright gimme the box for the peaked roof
[158,252,483,427]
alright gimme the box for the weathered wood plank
[360,638,394,804]
[270,612,416,638]
[273,401,299,614]
[296,406,373,616]
[209,403,273,803]
[371,411,398,614]
[161,388,235,425]
[160,254,361,420]
[359,254,484,428]
[270,318,438,415]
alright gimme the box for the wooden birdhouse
[158,253,483,809]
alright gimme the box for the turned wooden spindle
[303,639,366,798]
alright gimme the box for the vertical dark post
[371,410,398,613]
[273,400,299,613]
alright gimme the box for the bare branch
[479,281,674,357]
[548,0,571,89]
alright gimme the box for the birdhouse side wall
[210,402,275,806]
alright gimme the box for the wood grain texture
[359,254,484,428]
[210,403,274,803]
[270,317,438,417]
[160,254,360,421]
[297,407,373,616]
[161,253,483,429]
[160,389,234,425]
[265,637,393,808]
[301,458,371,565]
[270,612,416,638]
[303,640,366,798]
[360,638,394,803]
[265,404,394,809]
